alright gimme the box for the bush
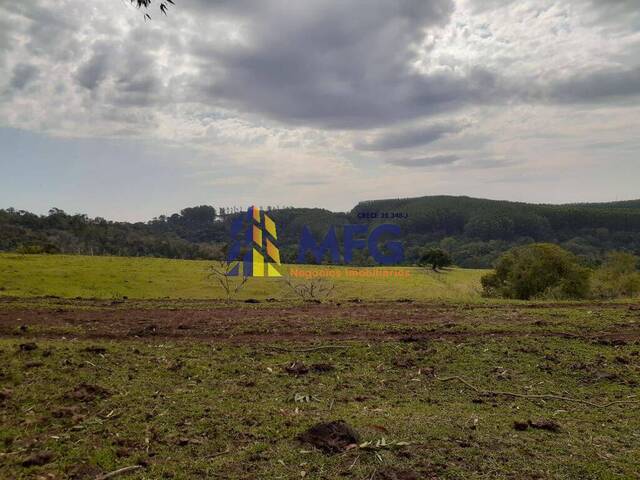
[591,251,640,299]
[15,243,60,254]
[482,243,590,300]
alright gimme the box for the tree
[130,0,175,20]
[420,248,452,272]
[481,243,590,300]
[208,260,249,302]
[591,251,640,299]
[281,275,335,303]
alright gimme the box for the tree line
[2,195,640,267]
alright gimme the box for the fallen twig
[208,447,231,459]
[436,376,640,408]
[95,465,142,480]
[267,344,350,353]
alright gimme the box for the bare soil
[1,299,639,344]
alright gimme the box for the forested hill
[2,196,640,268]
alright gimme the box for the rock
[297,420,360,454]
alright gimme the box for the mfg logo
[227,207,405,277]
[299,224,404,266]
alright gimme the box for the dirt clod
[514,419,561,432]
[84,346,107,354]
[21,451,54,467]
[529,420,561,432]
[67,463,102,479]
[65,383,111,403]
[378,469,421,480]
[19,342,38,352]
[0,388,13,401]
[285,361,309,376]
[393,357,416,368]
[51,406,82,418]
[311,363,335,373]
[513,421,529,431]
[297,420,360,454]
[615,356,630,365]
[25,361,44,368]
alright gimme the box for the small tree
[281,275,335,303]
[481,243,590,300]
[208,261,249,302]
[420,249,452,272]
[591,251,640,299]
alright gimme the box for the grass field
[1,254,639,479]
[0,254,485,302]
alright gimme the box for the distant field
[0,254,486,301]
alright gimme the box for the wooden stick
[95,465,142,480]
[267,344,350,353]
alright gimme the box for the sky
[1,0,639,222]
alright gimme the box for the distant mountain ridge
[354,195,640,212]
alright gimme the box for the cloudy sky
[1,0,639,221]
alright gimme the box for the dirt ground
[1,298,639,344]
[2,298,640,479]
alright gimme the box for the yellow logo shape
[249,206,281,277]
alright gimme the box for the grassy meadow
[1,253,640,479]
[2,303,640,479]
[0,254,485,302]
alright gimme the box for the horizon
[4,192,640,224]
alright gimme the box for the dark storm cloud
[188,0,510,129]
[354,122,467,151]
[3,0,83,61]
[75,39,164,106]
[109,49,164,107]
[2,0,640,135]
[76,43,112,91]
[386,154,460,168]
[10,63,40,90]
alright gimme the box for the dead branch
[207,261,249,301]
[95,465,142,480]
[267,344,351,353]
[281,275,335,302]
[436,376,640,409]
[206,447,231,460]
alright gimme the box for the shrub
[482,243,590,300]
[591,251,640,299]
[15,243,60,254]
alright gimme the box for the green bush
[591,251,640,299]
[15,243,60,254]
[481,243,590,300]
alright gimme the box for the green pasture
[0,254,485,301]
